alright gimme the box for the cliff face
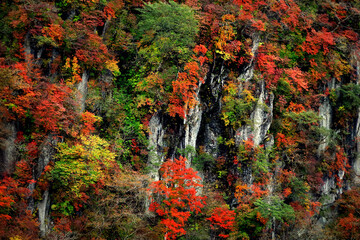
[144,35,360,240]
[1,0,360,239]
[145,33,357,239]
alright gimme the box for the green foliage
[193,151,215,171]
[51,201,74,216]
[274,79,293,102]
[254,196,295,227]
[278,33,305,67]
[177,145,196,159]
[284,110,321,125]
[288,177,311,203]
[222,82,256,129]
[252,149,271,176]
[101,86,148,164]
[337,83,360,113]
[235,208,265,240]
[176,146,215,171]
[56,0,104,11]
[49,135,116,215]
[316,127,340,149]
[137,0,199,68]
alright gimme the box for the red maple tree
[148,156,206,239]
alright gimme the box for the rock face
[234,35,273,147]
[199,65,226,161]
[0,122,17,176]
[354,52,360,184]
[148,113,166,182]
[238,34,260,84]
[38,190,50,237]
[183,86,203,165]
[316,79,341,209]
[77,70,89,113]
[318,95,332,155]
[236,79,274,147]
[36,135,58,237]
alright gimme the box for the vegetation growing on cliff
[0,0,360,239]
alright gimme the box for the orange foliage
[303,28,335,55]
[79,111,101,136]
[235,181,268,204]
[283,67,308,92]
[0,175,39,239]
[335,188,360,239]
[149,156,206,239]
[283,187,292,198]
[270,0,301,30]
[63,56,82,86]
[42,23,65,46]
[33,83,75,134]
[252,19,266,31]
[328,147,350,187]
[1,62,76,136]
[278,169,296,184]
[207,207,236,238]
[257,52,277,76]
[338,213,360,238]
[286,102,305,113]
[169,61,204,118]
[276,133,297,149]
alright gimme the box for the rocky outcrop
[235,35,273,147]
[318,95,332,155]
[199,65,226,160]
[148,113,166,182]
[38,190,50,237]
[183,86,203,165]
[27,135,58,237]
[0,122,17,176]
[236,79,274,147]
[354,51,360,184]
[77,70,89,113]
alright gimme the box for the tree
[331,188,360,240]
[48,135,116,217]
[148,156,206,240]
[207,206,236,239]
[137,1,199,69]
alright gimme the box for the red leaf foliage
[148,156,206,239]
[207,207,236,238]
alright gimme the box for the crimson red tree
[207,206,236,239]
[149,156,206,240]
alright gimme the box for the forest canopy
[0,0,360,239]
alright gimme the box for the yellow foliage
[242,89,255,103]
[9,236,22,240]
[63,56,82,86]
[105,59,120,74]
[222,113,230,126]
[225,138,235,146]
[235,183,250,201]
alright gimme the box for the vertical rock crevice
[0,122,17,176]
[236,79,274,147]
[147,113,166,182]
[353,51,360,184]
[235,34,274,147]
[26,136,59,237]
[183,81,204,165]
[198,62,226,156]
[77,70,89,113]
